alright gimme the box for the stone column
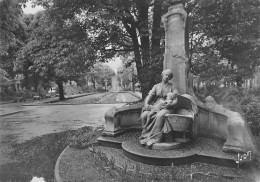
[163,0,188,94]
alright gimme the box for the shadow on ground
[0,126,93,182]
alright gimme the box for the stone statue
[139,69,178,146]
[139,69,198,148]
[145,91,178,126]
[102,0,256,154]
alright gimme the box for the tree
[117,54,138,91]
[0,68,10,86]
[92,0,166,96]
[187,0,260,87]
[10,0,260,100]
[0,0,27,81]
[117,65,132,90]
[16,11,97,100]
[0,0,24,56]
[87,63,115,91]
[32,0,167,97]
[13,13,43,91]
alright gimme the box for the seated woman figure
[139,69,178,147]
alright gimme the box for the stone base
[175,138,190,143]
[152,142,182,150]
[222,144,246,153]
[98,131,247,168]
[222,139,246,153]
[97,136,122,149]
[101,129,125,137]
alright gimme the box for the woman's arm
[143,85,157,110]
[144,94,153,106]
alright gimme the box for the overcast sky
[22,1,45,14]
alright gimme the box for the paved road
[0,93,131,165]
[51,92,141,104]
[0,91,141,165]
[0,104,123,141]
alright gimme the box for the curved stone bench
[102,103,143,136]
[102,96,256,154]
[195,97,256,153]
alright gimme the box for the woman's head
[162,69,173,82]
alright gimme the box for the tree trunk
[56,80,65,100]
[122,0,163,98]
[131,72,135,92]
[150,0,164,88]
[91,78,96,90]
[138,0,151,97]
[151,0,163,53]
[34,74,38,92]
[236,76,243,87]
[23,72,30,90]
[122,15,145,97]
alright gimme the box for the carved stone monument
[99,0,257,167]
[163,0,187,94]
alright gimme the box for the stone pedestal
[163,1,188,94]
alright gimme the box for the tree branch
[99,12,112,37]
[103,48,134,52]
[117,43,134,48]
[185,0,200,14]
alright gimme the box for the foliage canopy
[1,0,259,98]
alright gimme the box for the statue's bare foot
[146,140,154,147]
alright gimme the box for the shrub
[96,86,105,92]
[249,86,260,96]
[241,102,260,136]
[64,85,85,95]
[25,90,33,98]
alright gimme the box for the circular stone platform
[174,137,190,143]
[122,136,237,167]
[151,142,182,150]
[98,131,239,168]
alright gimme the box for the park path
[0,91,141,166]
[0,104,124,165]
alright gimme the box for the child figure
[145,91,178,127]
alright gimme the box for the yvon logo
[236,151,252,169]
